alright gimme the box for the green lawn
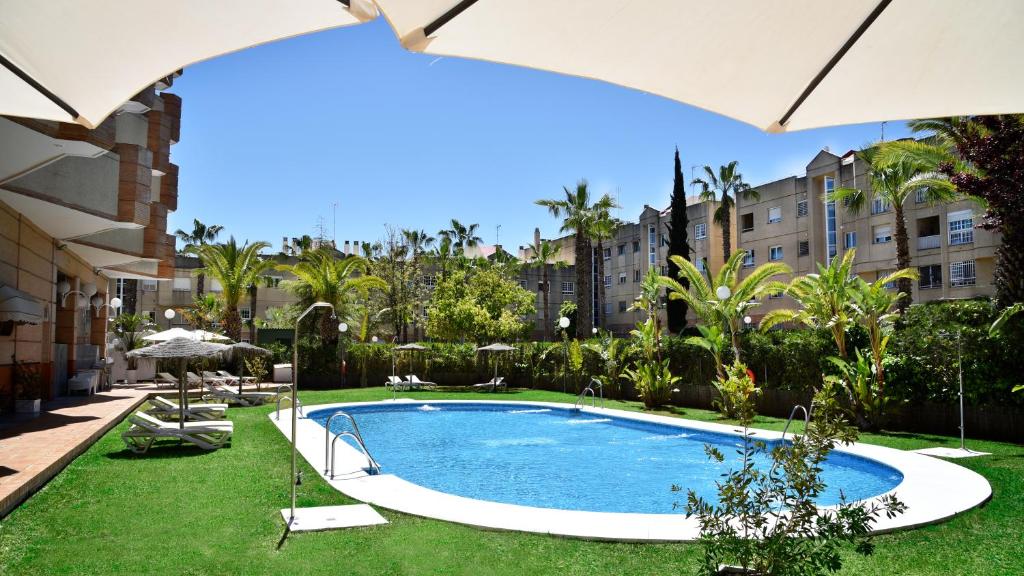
[1,388,1021,575]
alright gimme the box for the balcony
[918,235,941,250]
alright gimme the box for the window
[871,196,892,214]
[603,247,611,260]
[519,279,528,289]
[537,281,546,292]
[603,275,612,288]
[617,244,626,256]
[767,206,782,224]
[424,275,437,288]
[916,188,928,203]
[696,259,706,273]
[618,272,627,284]
[660,265,669,276]
[743,250,755,268]
[950,260,976,287]
[768,291,783,300]
[878,270,897,290]
[240,308,251,321]
[797,199,808,218]
[948,210,974,245]
[845,231,857,249]
[769,246,783,261]
[741,213,754,232]
[172,277,191,292]
[661,233,669,247]
[648,225,656,265]
[798,240,809,256]
[209,279,223,292]
[143,310,156,322]
[141,279,158,292]
[633,269,641,283]
[632,240,640,253]
[919,264,942,290]
[561,282,574,295]
[618,300,627,313]
[603,302,613,315]
[694,222,707,240]
[873,224,892,244]
[824,176,837,257]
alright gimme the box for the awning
[375,0,1024,132]
[0,0,378,128]
[0,284,45,325]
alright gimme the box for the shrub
[712,361,760,419]
[623,359,679,409]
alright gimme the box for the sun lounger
[202,381,277,406]
[155,372,181,389]
[385,375,409,391]
[186,372,209,387]
[407,375,436,390]
[146,396,228,421]
[203,370,237,384]
[472,376,505,392]
[122,411,233,453]
[218,370,256,385]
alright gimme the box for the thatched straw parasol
[476,343,515,385]
[129,337,228,428]
[227,341,272,391]
[393,343,427,378]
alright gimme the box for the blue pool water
[309,403,902,514]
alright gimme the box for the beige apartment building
[737,147,998,321]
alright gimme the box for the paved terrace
[0,387,148,517]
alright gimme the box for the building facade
[737,147,998,321]
[0,80,181,402]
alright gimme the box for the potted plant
[110,313,153,383]
[13,356,42,414]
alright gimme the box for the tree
[401,228,435,340]
[591,207,621,329]
[187,237,273,341]
[425,267,536,343]
[663,251,789,362]
[174,218,224,297]
[629,266,668,360]
[692,161,758,263]
[834,144,955,311]
[884,115,1024,304]
[280,248,386,343]
[760,250,862,359]
[526,240,567,341]
[667,147,691,333]
[438,219,482,252]
[536,180,616,336]
[180,293,222,331]
[110,313,154,370]
[850,268,919,396]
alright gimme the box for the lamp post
[288,301,334,528]
[558,316,570,394]
[338,322,348,386]
[164,307,176,329]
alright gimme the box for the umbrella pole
[178,358,186,429]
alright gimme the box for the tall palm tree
[591,209,621,329]
[833,144,956,311]
[760,250,862,359]
[536,180,617,336]
[174,218,224,297]
[439,219,482,253]
[851,268,919,394]
[692,161,759,263]
[526,240,567,341]
[402,229,435,340]
[187,237,272,341]
[279,248,387,342]
[663,251,789,361]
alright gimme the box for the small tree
[110,313,153,370]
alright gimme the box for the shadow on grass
[875,430,957,444]
[105,442,229,460]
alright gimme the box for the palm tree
[187,237,273,341]
[629,267,669,360]
[692,161,759,263]
[174,218,224,297]
[663,251,790,362]
[591,209,621,329]
[181,293,223,331]
[851,268,919,394]
[526,240,567,341]
[536,180,617,336]
[760,250,861,359]
[439,219,482,253]
[833,144,956,311]
[280,248,387,342]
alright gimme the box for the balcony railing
[917,235,941,250]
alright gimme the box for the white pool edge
[271,399,992,542]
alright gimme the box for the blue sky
[168,19,912,252]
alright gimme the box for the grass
[0,387,1021,575]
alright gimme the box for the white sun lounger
[407,375,436,390]
[204,370,237,385]
[122,411,233,453]
[384,375,410,391]
[186,372,208,387]
[155,372,181,389]
[146,396,228,421]
[472,376,505,391]
[218,370,256,385]
[203,381,277,406]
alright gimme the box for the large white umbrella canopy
[0,0,377,128]
[375,0,1024,132]
[144,327,230,342]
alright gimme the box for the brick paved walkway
[0,387,148,517]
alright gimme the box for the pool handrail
[575,378,604,409]
[323,409,381,477]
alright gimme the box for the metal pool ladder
[324,410,381,479]
[767,403,813,476]
[274,384,303,420]
[575,378,604,409]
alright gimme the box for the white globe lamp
[715,285,732,300]
[558,316,570,329]
[338,322,348,333]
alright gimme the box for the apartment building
[0,80,181,401]
[737,147,998,321]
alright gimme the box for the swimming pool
[276,400,991,540]
[308,402,902,514]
